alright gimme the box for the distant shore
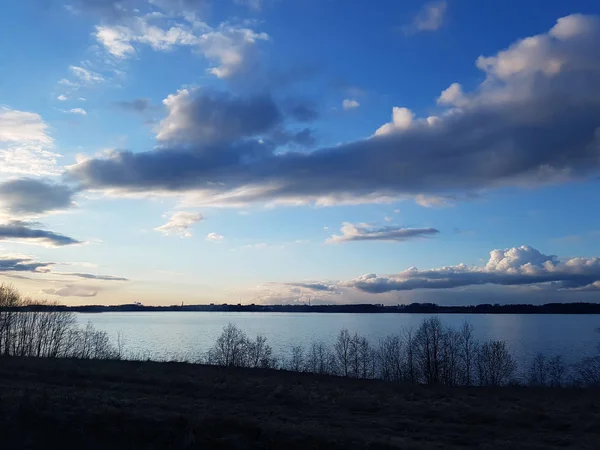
[8,302,600,314]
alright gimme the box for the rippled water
[77,312,600,366]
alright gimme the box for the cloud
[206,232,224,241]
[327,222,439,243]
[342,99,360,110]
[345,245,600,293]
[43,285,98,298]
[0,107,61,177]
[95,15,268,79]
[0,221,81,247]
[156,88,281,146]
[57,95,68,101]
[60,108,87,116]
[69,15,600,208]
[69,65,105,84]
[57,272,129,281]
[403,0,447,34]
[114,98,151,113]
[154,211,203,237]
[287,102,319,123]
[284,282,338,292]
[0,179,76,216]
[0,255,52,273]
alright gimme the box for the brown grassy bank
[0,356,599,449]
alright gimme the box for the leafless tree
[476,340,517,386]
[246,334,276,369]
[286,344,305,372]
[305,341,334,375]
[334,328,352,376]
[547,355,567,387]
[459,322,477,386]
[527,353,548,386]
[376,335,404,382]
[415,317,445,384]
[206,323,248,367]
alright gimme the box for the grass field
[1,356,599,449]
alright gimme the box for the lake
[76,312,600,368]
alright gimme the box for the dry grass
[0,356,599,449]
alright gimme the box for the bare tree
[459,322,477,386]
[305,341,334,375]
[246,334,276,369]
[574,355,600,387]
[403,327,418,384]
[527,353,548,386]
[476,340,517,386]
[206,323,248,367]
[334,328,352,377]
[286,345,305,372]
[376,335,404,382]
[547,355,567,387]
[415,317,445,384]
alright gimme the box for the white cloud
[437,82,468,107]
[345,245,600,293]
[404,0,447,34]
[415,194,455,208]
[154,211,203,237]
[0,107,61,177]
[57,95,69,101]
[342,99,360,110]
[69,65,105,84]
[206,232,224,241]
[327,222,439,243]
[374,107,414,135]
[95,15,268,79]
[60,108,87,116]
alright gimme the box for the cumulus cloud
[115,98,152,112]
[57,95,68,101]
[327,222,439,243]
[156,88,281,146]
[154,211,203,237]
[0,179,76,216]
[0,221,81,247]
[403,0,447,34]
[0,107,61,177]
[206,232,224,241]
[70,15,600,208]
[342,99,360,110]
[345,245,600,293]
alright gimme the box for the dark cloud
[0,221,81,247]
[58,272,129,281]
[287,102,319,123]
[0,256,52,273]
[157,88,282,147]
[328,223,439,243]
[345,246,600,293]
[69,15,600,207]
[284,282,338,292]
[0,179,75,215]
[114,98,152,113]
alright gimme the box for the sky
[1,0,600,306]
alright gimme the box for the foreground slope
[0,357,599,449]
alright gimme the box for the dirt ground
[0,357,598,449]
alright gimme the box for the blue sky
[1,0,600,305]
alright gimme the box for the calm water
[77,312,600,367]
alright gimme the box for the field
[0,357,599,449]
